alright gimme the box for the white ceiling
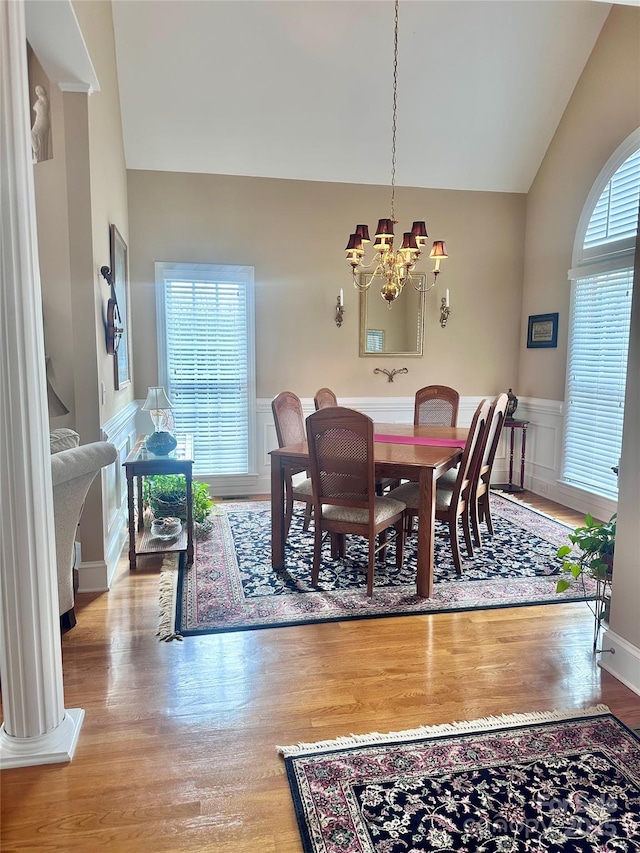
[111,0,614,193]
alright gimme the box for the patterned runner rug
[158,493,595,639]
[278,706,640,852]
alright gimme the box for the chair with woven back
[414,385,460,427]
[469,392,509,548]
[314,387,339,410]
[305,406,406,597]
[388,398,491,574]
[271,391,313,540]
[314,387,398,495]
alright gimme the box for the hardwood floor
[2,492,639,852]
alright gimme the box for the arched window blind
[155,263,256,478]
[563,140,639,499]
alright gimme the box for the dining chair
[388,398,491,574]
[314,387,338,410]
[313,387,398,495]
[470,392,509,548]
[271,391,313,540]
[414,385,460,427]
[306,406,406,597]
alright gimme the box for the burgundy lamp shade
[375,219,394,238]
[429,240,448,259]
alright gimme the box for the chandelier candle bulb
[446,288,450,308]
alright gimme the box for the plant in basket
[143,474,215,535]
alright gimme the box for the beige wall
[31,0,129,565]
[128,171,525,400]
[29,50,75,429]
[520,4,640,401]
[73,0,132,422]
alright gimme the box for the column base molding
[598,629,640,698]
[0,708,85,768]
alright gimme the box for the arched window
[562,130,639,500]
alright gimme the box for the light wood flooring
[2,492,639,852]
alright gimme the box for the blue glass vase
[145,430,178,456]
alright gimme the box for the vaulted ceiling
[109,1,617,193]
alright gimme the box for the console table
[123,434,194,571]
[493,419,529,493]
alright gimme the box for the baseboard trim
[598,628,640,697]
[76,560,109,593]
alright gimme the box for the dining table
[269,422,469,598]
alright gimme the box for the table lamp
[142,386,177,455]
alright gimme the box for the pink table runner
[375,433,467,448]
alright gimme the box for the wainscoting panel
[91,402,139,590]
[127,395,616,522]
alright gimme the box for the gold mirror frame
[359,272,426,357]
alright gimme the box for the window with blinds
[562,139,639,499]
[564,269,633,498]
[584,148,640,248]
[155,263,256,478]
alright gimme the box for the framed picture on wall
[109,224,131,389]
[527,312,558,349]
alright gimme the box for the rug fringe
[276,704,612,757]
[157,555,182,642]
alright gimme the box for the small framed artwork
[109,224,131,389]
[527,312,558,349]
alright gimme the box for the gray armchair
[50,430,117,629]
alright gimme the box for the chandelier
[345,0,448,307]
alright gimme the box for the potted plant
[143,474,215,534]
[556,513,616,593]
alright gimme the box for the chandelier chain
[344,0,448,307]
[390,0,399,224]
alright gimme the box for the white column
[0,0,83,767]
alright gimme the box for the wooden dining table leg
[416,467,437,598]
[271,455,286,569]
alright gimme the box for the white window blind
[156,264,255,477]
[564,269,633,498]
[584,148,640,248]
[563,137,639,500]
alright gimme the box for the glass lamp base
[145,431,178,456]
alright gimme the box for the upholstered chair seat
[322,496,405,526]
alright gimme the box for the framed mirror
[359,272,426,357]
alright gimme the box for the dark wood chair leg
[284,481,294,540]
[60,607,77,632]
[462,509,474,557]
[449,518,463,574]
[367,541,375,597]
[379,528,388,562]
[302,503,312,532]
[483,494,495,536]
[312,523,322,586]
[394,519,405,568]
[470,495,483,548]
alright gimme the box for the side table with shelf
[492,418,529,493]
[123,435,194,571]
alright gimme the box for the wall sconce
[335,288,345,327]
[439,289,451,328]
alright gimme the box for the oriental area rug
[158,493,596,640]
[277,706,640,853]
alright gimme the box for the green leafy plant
[143,474,215,526]
[556,513,616,593]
